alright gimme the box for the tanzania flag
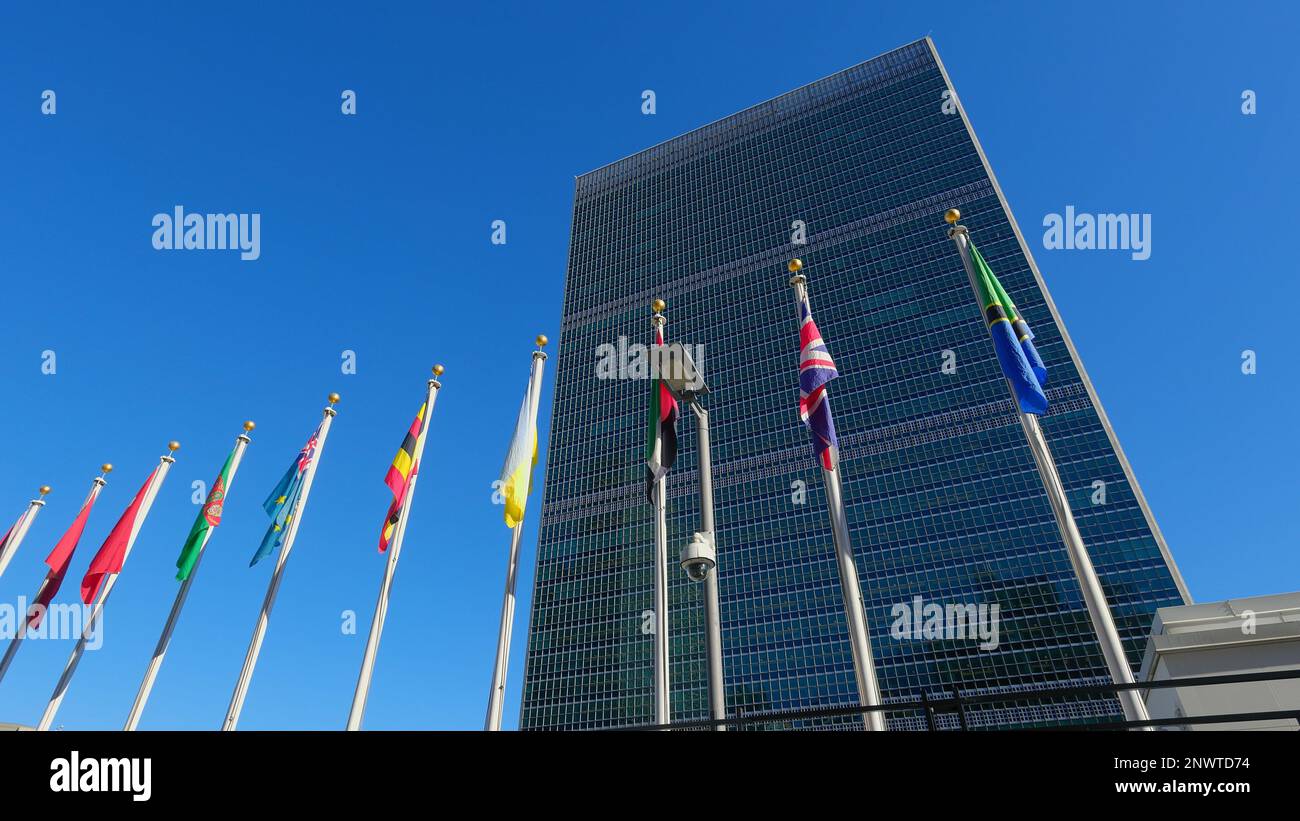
[250,426,319,566]
[29,491,100,628]
[797,290,841,470]
[176,448,236,581]
[644,322,678,503]
[81,467,159,604]
[499,386,537,528]
[380,403,426,551]
[969,242,1048,414]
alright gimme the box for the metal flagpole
[223,394,340,731]
[0,486,52,581]
[788,262,886,731]
[347,369,444,730]
[485,339,548,731]
[651,304,671,726]
[945,209,1150,726]
[38,446,179,731]
[124,424,255,731]
[0,469,110,686]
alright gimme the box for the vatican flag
[499,382,539,528]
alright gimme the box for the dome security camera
[680,531,716,583]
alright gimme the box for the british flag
[797,293,840,470]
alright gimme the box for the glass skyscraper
[519,38,1188,730]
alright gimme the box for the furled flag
[499,389,537,528]
[797,290,841,470]
[176,448,236,581]
[644,322,678,502]
[0,510,24,562]
[250,426,319,566]
[29,494,100,628]
[81,467,159,604]
[969,241,1049,414]
[380,403,427,551]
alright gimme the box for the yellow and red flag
[379,403,426,552]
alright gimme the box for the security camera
[680,532,716,583]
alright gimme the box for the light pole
[661,341,726,730]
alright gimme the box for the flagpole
[37,446,178,731]
[651,303,671,726]
[124,424,255,731]
[0,486,51,581]
[346,371,443,730]
[944,209,1150,727]
[485,339,548,731]
[788,261,886,731]
[0,469,109,686]
[223,394,339,731]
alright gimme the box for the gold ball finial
[536,334,548,348]
[101,463,113,474]
[243,420,256,432]
[39,485,52,496]
[944,208,961,224]
[788,259,803,273]
[652,298,666,314]
[432,364,445,377]
[167,441,181,452]
[328,392,341,405]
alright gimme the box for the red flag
[80,467,157,604]
[29,494,100,628]
[0,517,18,557]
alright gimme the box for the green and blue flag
[969,241,1048,414]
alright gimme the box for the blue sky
[0,1,1295,730]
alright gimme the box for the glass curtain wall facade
[519,38,1188,730]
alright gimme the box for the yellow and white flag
[499,388,537,528]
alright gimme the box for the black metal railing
[619,667,1300,731]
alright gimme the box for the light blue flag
[249,426,319,566]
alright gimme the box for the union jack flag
[797,292,840,470]
[297,429,319,474]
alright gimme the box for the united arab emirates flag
[644,323,678,503]
[176,449,235,581]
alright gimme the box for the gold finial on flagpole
[652,300,666,329]
[536,334,548,348]
[167,441,181,452]
[432,364,445,377]
[101,464,113,475]
[944,208,968,238]
[38,485,52,497]
[328,392,341,405]
[243,421,256,432]
[788,259,807,287]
